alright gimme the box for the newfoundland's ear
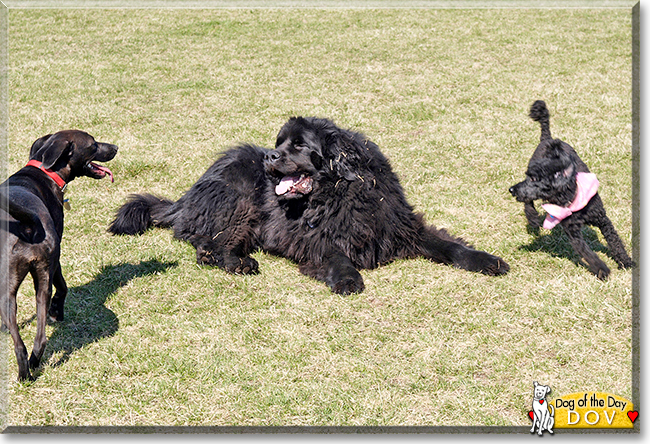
[333,158,358,182]
[310,151,324,170]
[322,139,358,181]
[315,126,356,181]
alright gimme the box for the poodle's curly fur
[109,117,509,294]
[509,100,634,279]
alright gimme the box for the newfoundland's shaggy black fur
[109,117,508,294]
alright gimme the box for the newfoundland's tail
[529,100,552,142]
[108,193,175,235]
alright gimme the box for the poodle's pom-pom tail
[108,193,174,235]
[529,100,552,141]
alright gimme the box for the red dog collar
[26,159,67,189]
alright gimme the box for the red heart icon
[528,411,534,421]
[539,400,545,404]
[627,411,639,423]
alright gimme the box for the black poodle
[509,100,634,279]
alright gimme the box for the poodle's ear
[547,139,567,158]
[547,139,576,176]
[561,163,575,178]
[545,386,552,396]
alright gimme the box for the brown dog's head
[29,130,118,183]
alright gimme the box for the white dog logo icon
[530,381,555,435]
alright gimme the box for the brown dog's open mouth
[87,162,114,182]
[275,174,313,196]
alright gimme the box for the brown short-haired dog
[0,130,117,381]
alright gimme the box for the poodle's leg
[299,251,364,295]
[595,216,635,269]
[419,227,509,276]
[524,201,542,233]
[563,223,610,279]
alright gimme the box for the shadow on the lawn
[38,259,177,375]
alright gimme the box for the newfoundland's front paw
[332,274,365,295]
[224,255,259,275]
[328,266,365,295]
[590,262,610,281]
[196,245,219,266]
[458,249,510,276]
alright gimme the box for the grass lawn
[1,5,635,428]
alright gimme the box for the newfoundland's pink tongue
[276,176,301,195]
[90,162,114,182]
[275,175,313,196]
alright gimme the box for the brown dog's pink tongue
[91,162,114,182]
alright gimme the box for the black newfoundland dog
[109,117,508,294]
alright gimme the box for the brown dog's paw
[48,301,64,322]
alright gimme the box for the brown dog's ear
[30,135,73,169]
[28,134,53,159]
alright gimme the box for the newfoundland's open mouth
[275,174,313,196]
[86,161,114,182]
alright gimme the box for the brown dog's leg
[48,265,67,322]
[1,282,33,381]
[29,264,53,373]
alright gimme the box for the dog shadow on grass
[39,259,177,375]
[519,226,611,269]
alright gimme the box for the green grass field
[2,6,634,428]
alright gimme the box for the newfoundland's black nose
[265,151,281,162]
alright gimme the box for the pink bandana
[541,172,599,229]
